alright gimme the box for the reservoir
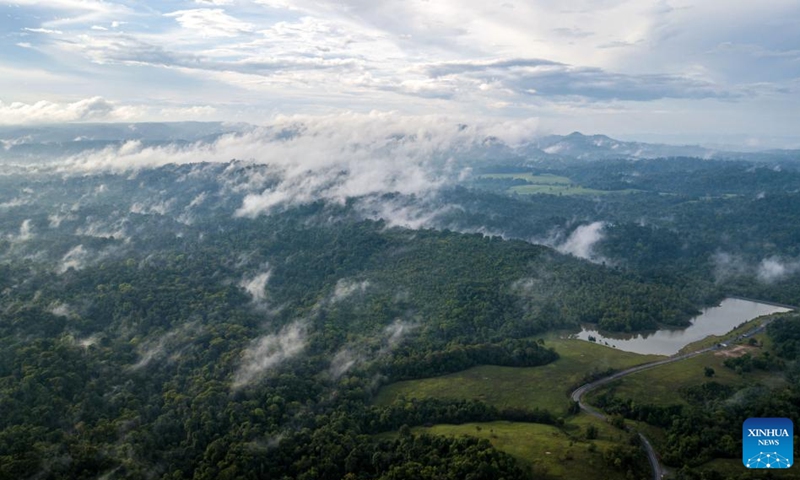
[571,298,792,355]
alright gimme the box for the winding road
[569,346,715,480]
[568,313,786,480]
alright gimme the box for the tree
[704,366,715,378]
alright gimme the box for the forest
[1,155,800,479]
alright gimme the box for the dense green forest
[2,155,800,479]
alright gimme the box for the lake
[570,297,792,355]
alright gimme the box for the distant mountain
[532,132,712,160]
[1,123,798,165]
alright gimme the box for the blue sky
[2,0,800,146]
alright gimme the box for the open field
[677,313,781,353]
[586,343,786,407]
[479,173,572,184]
[375,339,662,414]
[411,420,633,480]
[508,184,637,196]
[477,172,639,196]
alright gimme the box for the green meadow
[410,420,634,480]
[477,172,639,196]
[375,338,662,414]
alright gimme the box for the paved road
[569,346,715,480]
[568,309,791,479]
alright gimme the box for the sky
[2,0,800,146]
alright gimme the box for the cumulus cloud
[0,97,137,125]
[233,320,308,388]
[554,221,606,262]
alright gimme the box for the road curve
[568,310,790,479]
[569,346,717,480]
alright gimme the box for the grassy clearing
[509,184,639,196]
[478,172,639,196]
[411,420,632,480]
[374,338,662,414]
[479,173,572,184]
[587,345,785,407]
[678,314,775,353]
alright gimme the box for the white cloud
[23,27,64,35]
[240,269,272,303]
[59,245,88,273]
[383,319,415,350]
[328,348,362,379]
[165,9,255,37]
[757,257,800,284]
[555,221,607,262]
[233,320,308,388]
[15,219,34,241]
[4,0,800,142]
[45,113,538,218]
[0,198,28,209]
[0,97,139,125]
[160,105,217,119]
[330,278,369,303]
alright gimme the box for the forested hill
[0,164,704,479]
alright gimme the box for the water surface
[571,298,791,355]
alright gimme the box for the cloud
[75,218,128,241]
[421,58,733,101]
[555,221,606,262]
[15,219,34,241]
[59,245,88,272]
[23,28,64,35]
[0,198,28,209]
[712,252,800,284]
[49,302,73,317]
[757,257,800,284]
[0,97,137,125]
[711,251,751,283]
[383,319,416,350]
[233,320,308,388]
[328,318,417,380]
[165,9,256,38]
[240,269,272,303]
[131,322,202,369]
[328,348,362,379]
[29,113,536,215]
[330,278,369,304]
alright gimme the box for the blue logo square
[743,417,793,469]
